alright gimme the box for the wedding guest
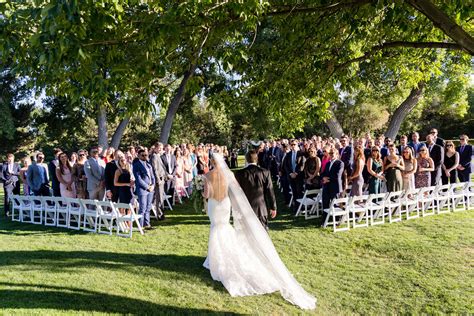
[104,150,120,202]
[320,145,331,175]
[349,145,365,196]
[230,149,238,169]
[415,147,434,188]
[303,147,321,190]
[84,146,105,200]
[381,137,394,160]
[174,148,186,197]
[1,153,21,216]
[338,134,353,191]
[442,141,459,184]
[266,140,283,179]
[27,153,50,196]
[223,146,230,167]
[126,146,136,164]
[397,135,409,155]
[19,157,31,195]
[257,142,267,168]
[162,144,177,198]
[426,134,444,186]
[187,144,198,177]
[383,144,404,192]
[279,143,291,205]
[282,140,305,212]
[114,151,135,204]
[133,148,155,230]
[367,146,384,194]
[73,149,88,199]
[363,138,374,184]
[408,132,425,156]
[56,152,76,198]
[183,148,193,191]
[48,148,62,196]
[401,147,417,191]
[321,149,344,211]
[430,128,445,147]
[103,147,115,164]
[456,134,472,182]
[69,152,78,166]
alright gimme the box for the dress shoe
[158,215,166,221]
[144,225,156,230]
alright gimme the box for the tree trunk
[385,82,425,139]
[326,102,344,138]
[97,104,108,149]
[406,0,474,55]
[110,116,131,149]
[159,66,196,144]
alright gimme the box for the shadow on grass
[0,282,239,315]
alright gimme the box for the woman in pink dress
[56,152,76,198]
[174,148,186,197]
[183,148,194,192]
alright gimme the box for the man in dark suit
[161,144,176,198]
[278,143,291,205]
[426,134,444,186]
[133,148,156,230]
[104,151,119,202]
[338,135,353,191]
[265,140,283,179]
[235,150,277,230]
[48,148,62,197]
[150,142,167,220]
[257,142,268,169]
[457,134,472,182]
[321,149,344,222]
[430,128,446,148]
[397,135,410,156]
[1,153,21,216]
[282,140,305,213]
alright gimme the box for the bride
[202,152,316,310]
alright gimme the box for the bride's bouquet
[190,175,206,213]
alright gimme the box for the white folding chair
[10,195,22,222]
[114,202,144,238]
[18,195,32,223]
[42,196,57,226]
[400,188,420,220]
[30,196,43,225]
[163,192,173,210]
[296,189,321,217]
[367,193,387,226]
[67,198,83,230]
[322,196,351,232]
[466,182,474,209]
[81,199,99,232]
[305,189,323,220]
[288,189,293,208]
[349,195,370,228]
[385,191,403,223]
[418,186,437,216]
[54,197,69,228]
[450,182,468,211]
[95,200,117,235]
[435,184,451,214]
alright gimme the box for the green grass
[0,178,473,314]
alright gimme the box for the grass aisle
[0,188,473,314]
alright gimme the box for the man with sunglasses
[426,134,444,186]
[133,148,156,229]
[84,146,106,200]
[282,140,306,213]
[456,135,472,182]
[321,148,344,221]
[430,128,446,148]
[27,152,50,196]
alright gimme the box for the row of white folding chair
[9,195,144,238]
[295,189,322,218]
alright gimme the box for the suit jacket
[397,145,410,156]
[321,159,344,195]
[457,144,472,169]
[235,164,277,219]
[408,141,426,154]
[133,160,156,196]
[428,143,444,170]
[104,160,119,195]
[282,150,305,178]
[339,146,353,173]
[435,137,446,148]
[84,157,105,191]
[150,153,167,185]
[258,149,268,168]
[48,159,60,190]
[26,162,49,192]
[265,146,283,168]
[161,153,177,177]
[1,162,20,187]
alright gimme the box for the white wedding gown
[203,154,316,310]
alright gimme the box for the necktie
[292,151,296,172]
[460,145,465,154]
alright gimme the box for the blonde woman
[401,147,417,191]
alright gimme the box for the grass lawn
[0,175,473,314]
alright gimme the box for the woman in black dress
[114,153,135,205]
[303,147,321,190]
[442,141,459,184]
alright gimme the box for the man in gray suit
[84,146,105,200]
[150,142,167,220]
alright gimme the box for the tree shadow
[0,282,239,315]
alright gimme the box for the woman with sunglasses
[442,141,459,184]
[56,152,76,198]
[349,145,365,196]
[401,147,417,191]
[73,150,88,198]
[415,147,434,188]
[303,146,321,190]
[367,146,384,194]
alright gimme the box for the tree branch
[266,0,372,17]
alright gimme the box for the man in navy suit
[426,134,444,186]
[133,148,156,230]
[282,140,306,213]
[321,149,344,222]
[457,134,472,182]
[1,153,21,216]
[266,140,283,179]
[338,135,353,191]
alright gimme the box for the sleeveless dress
[415,158,431,188]
[402,159,415,191]
[368,159,383,194]
[384,156,403,192]
[174,157,186,196]
[59,167,76,198]
[442,153,457,184]
[117,170,132,204]
[350,159,364,196]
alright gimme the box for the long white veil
[213,153,316,310]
